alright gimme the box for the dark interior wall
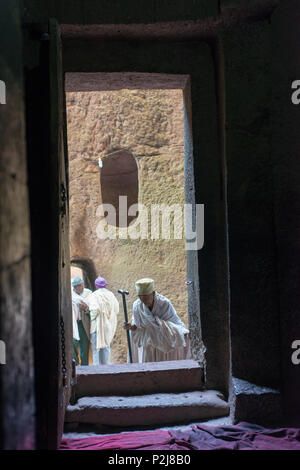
[22,0,281,26]
[22,0,219,24]
[221,0,278,6]
[23,20,74,448]
[271,0,300,424]
[221,20,281,390]
[3,1,288,449]
[0,0,35,449]
[24,33,58,449]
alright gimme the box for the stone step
[232,377,282,426]
[75,360,203,398]
[65,390,229,427]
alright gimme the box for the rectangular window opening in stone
[66,72,202,370]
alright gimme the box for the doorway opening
[70,258,96,291]
[66,72,204,369]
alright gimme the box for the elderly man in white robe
[87,276,119,365]
[72,276,92,366]
[123,278,191,363]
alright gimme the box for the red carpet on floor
[60,422,300,450]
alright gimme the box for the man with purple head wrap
[87,276,119,365]
[95,277,107,288]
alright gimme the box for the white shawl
[131,292,189,354]
[72,288,92,320]
[72,288,92,340]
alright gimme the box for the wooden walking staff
[118,289,133,363]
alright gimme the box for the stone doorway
[65,72,204,368]
[70,258,96,292]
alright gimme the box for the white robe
[72,288,92,340]
[130,292,191,363]
[72,304,80,341]
[72,288,92,319]
[87,288,119,350]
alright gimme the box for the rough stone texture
[222,20,281,389]
[0,0,35,450]
[232,377,282,426]
[75,360,203,398]
[22,0,278,41]
[65,390,230,427]
[63,415,233,437]
[22,0,218,25]
[66,86,188,364]
[65,72,190,93]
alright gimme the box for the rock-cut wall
[66,88,188,363]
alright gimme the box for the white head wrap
[135,278,155,296]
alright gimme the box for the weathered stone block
[232,377,282,426]
[75,360,203,397]
[65,389,229,427]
